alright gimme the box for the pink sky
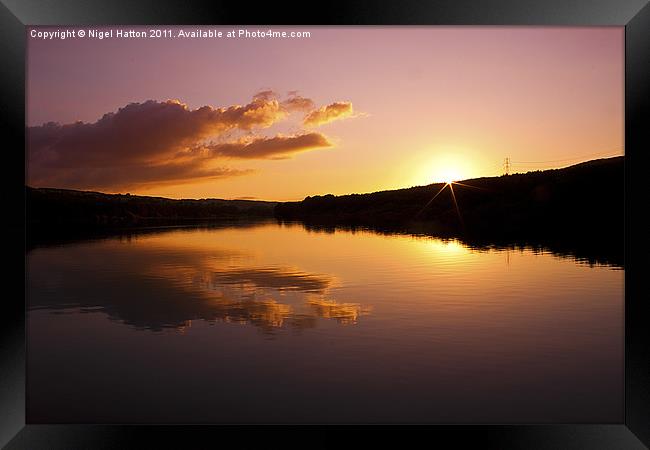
[27,26,623,200]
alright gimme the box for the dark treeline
[27,187,277,229]
[275,157,624,266]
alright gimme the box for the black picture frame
[1,1,648,448]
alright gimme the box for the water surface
[27,221,623,423]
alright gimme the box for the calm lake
[27,221,623,423]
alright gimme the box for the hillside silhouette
[27,187,277,228]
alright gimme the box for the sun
[438,167,462,184]
[411,150,476,187]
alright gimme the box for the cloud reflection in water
[29,241,371,334]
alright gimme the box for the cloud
[204,133,332,160]
[254,89,315,112]
[27,94,335,190]
[252,89,278,101]
[28,97,288,168]
[31,159,252,190]
[281,93,316,112]
[303,101,354,127]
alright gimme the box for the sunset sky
[27,26,623,201]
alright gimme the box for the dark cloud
[27,94,335,190]
[303,101,354,127]
[31,159,252,190]
[204,133,332,160]
[28,97,287,167]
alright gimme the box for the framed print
[1,0,648,448]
